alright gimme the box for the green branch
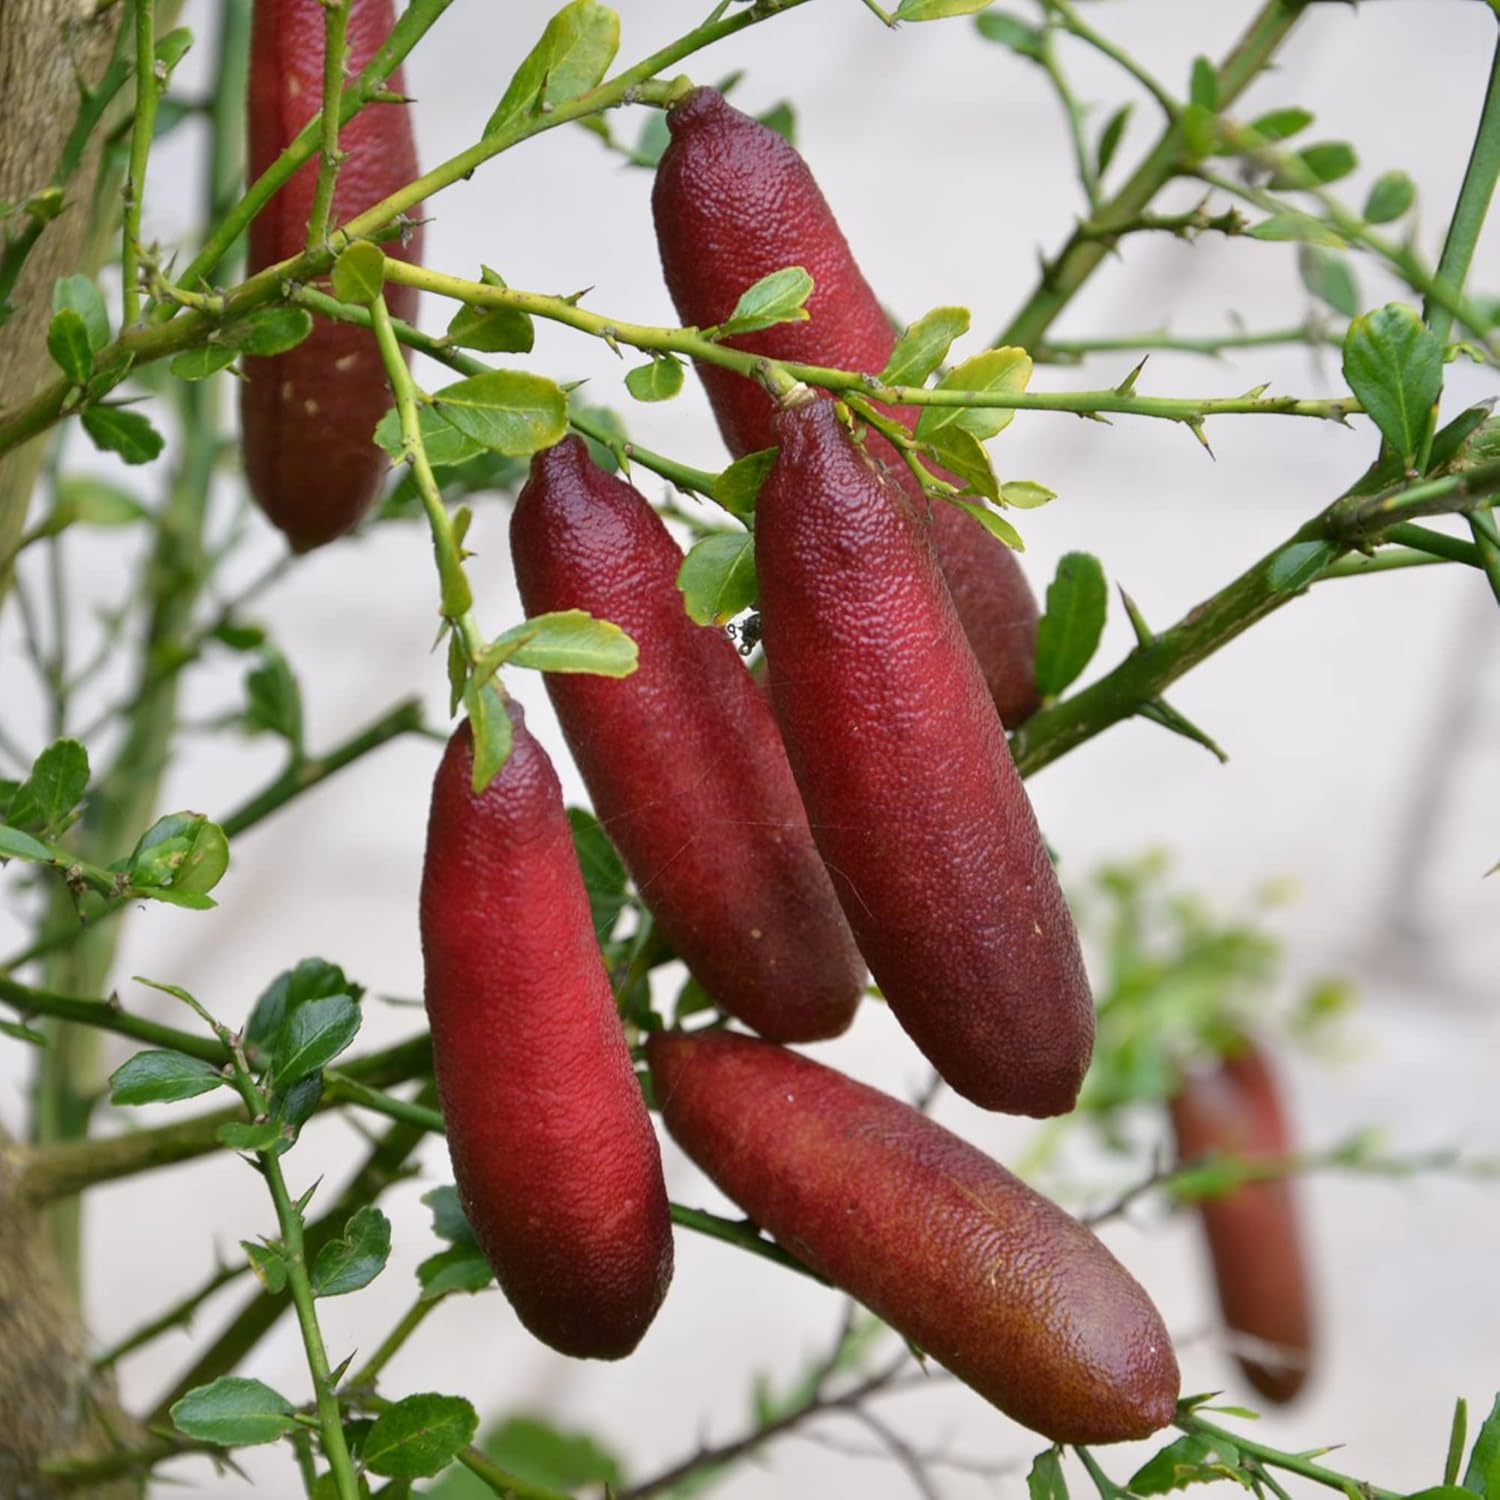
[382,259,1362,427]
[1176,1412,1402,1500]
[998,0,1308,350]
[306,0,354,251]
[121,0,160,324]
[1036,321,1339,364]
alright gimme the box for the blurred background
[2,0,1498,1493]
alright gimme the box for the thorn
[1186,417,1215,459]
[1118,585,1154,647]
[1240,382,1269,400]
[1114,356,1149,397]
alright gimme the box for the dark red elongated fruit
[420,708,672,1358]
[510,437,863,1042]
[649,1030,1179,1443]
[243,0,423,552]
[1170,1039,1313,1404]
[756,400,1093,1115]
[652,86,1040,725]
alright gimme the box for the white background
[2,1,1498,1495]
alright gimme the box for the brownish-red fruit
[649,1029,1179,1443]
[1170,1039,1313,1404]
[510,437,863,1042]
[420,709,672,1358]
[243,0,423,551]
[652,86,1040,725]
[756,400,1093,1115]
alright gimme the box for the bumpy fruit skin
[510,437,863,1042]
[243,0,423,552]
[649,1030,1179,1443]
[420,709,672,1359]
[1170,1040,1312,1404]
[756,401,1093,1116]
[652,86,1040,725]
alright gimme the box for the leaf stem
[306,0,353,251]
[1176,1411,1403,1500]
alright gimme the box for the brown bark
[0,0,124,591]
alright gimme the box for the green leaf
[472,1416,622,1494]
[247,959,360,1053]
[570,400,628,474]
[1035,551,1107,698]
[374,403,486,469]
[951,499,1023,550]
[485,0,619,139]
[1180,102,1219,160]
[154,26,194,80]
[1246,212,1344,248]
[424,1185,478,1245]
[364,1393,479,1479]
[445,266,534,354]
[1129,1434,1242,1494]
[228,306,315,357]
[218,1120,286,1153]
[757,101,796,144]
[1364,170,1416,225]
[330,241,386,304]
[677,531,757,626]
[244,650,303,749]
[1265,538,1337,593]
[268,1072,323,1152]
[1342,303,1443,464]
[1463,1393,1500,1496]
[171,1376,298,1447]
[418,1242,494,1300]
[48,477,148,532]
[312,1205,392,1297]
[1298,245,1359,319]
[48,308,94,384]
[1001,479,1056,509]
[1188,56,1218,111]
[1272,140,1357,188]
[7,738,88,836]
[431,371,569,456]
[169,344,238,381]
[0,1018,47,1046]
[712,447,777,521]
[128,812,229,899]
[272,993,361,1088]
[624,355,685,402]
[715,266,814,339]
[567,807,629,943]
[1242,106,1313,146]
[926,425,999,504]
[464,681,513,795]
[1027,1446,1069,1500]
[0,825,54,863]
[628,108,672,168]
[488,609,638,678]
[913,346,1031,441]
[896,0,995,21]
[973,11,1043,58]
[81,405,165,465]
[880,306,971,388]
[109,1050,224,1106]
[1096,103,1132,178]
[241,1239,288,1292]
[53,274,109,351]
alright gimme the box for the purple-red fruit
[510,437,863,1042]
[652,86,1040,725]
[649,1030,1179,1444]
[756,401,1093,1115]
[420,708,672,1358]
[243,0,423,551]
[1170,1039,1313,1404]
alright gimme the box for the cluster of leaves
[0,737,228,917]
